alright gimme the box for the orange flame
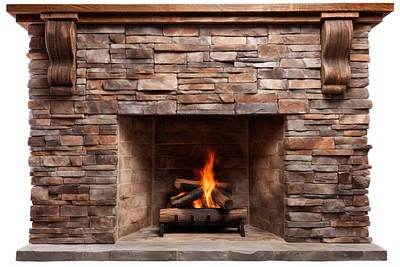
[195,149,220,208]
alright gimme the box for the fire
[195,149,220,208]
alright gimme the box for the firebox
[7,3,394,261]
[117,115,284,239]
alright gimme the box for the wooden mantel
[7,3,394,29]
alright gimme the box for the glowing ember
[195,149,220,208]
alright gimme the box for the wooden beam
[6,3,394,28]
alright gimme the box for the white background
[0,0,398,266]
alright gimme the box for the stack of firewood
[169,178,233,209]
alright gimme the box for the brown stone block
[86,80,102,90]
[90,216,115,228]
[215,83,257,93]
[155,64,186,73]
[200,26,268,36]
[163,26,199,36]
[177,103,234,114]
[138,74,177,91]
[86,49,110,64]
[84,135,117,145]
[330,221,370,227]
[177,94,228,104]
[126,25,162,35]
[28,100,50,110]
[75,100,117,114]
[339,114,370,125]
[49,185,89,195]
[178,84,215,91]
[185,67,224,73]
[285,137,334,150]
[154,44,209,52]
[258,44,286,58]
[228,73,257,83]
[235,103,278,114]
[210,52,237,62]
[102,79,137,90]
[187,52,204,62]
[284,171,314,182]
[178,72,228,79]
[353,195,369,206]
[31,186,49,201]
[285,198,323,206]
[28,136,46,147]
[352,175,370,189]
[313,149,354,156]
[62,194,89,201]
[155,52,186,64]
[258,79,287,90]
[288,79,321,89]
[32,177,64,186]
[269,34,320,44]
[60,135,84,146]
[286,212,322,222]
[235,92,277,103]
[211,44,257,51]
[126,48,154,59]
[285,182,304,194]
[126,36,171,44]
[304,184,338,195]
[60,205,88,216]
[156,100,177,114]
[30,217,69,224]
[212,36,247,45]
[31,205,59,217]
[322,199,346,213]
[42,156,71,167]
[344,130,367,137]
[28,78,49,89]
[278,99,309,114]
[335,136,368,145]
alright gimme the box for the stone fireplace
[7,3,394,261]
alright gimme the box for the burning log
[211,188,233,210]
[174,178,232,194]
[170,187,203,208]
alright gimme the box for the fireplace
[117,115,284,238]
[7,3,394,261]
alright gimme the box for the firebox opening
[116,115,284,240]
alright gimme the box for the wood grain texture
[45,20,76,95]
[321,19,353,94]
[7,3,394,28]
[6,3,394,14]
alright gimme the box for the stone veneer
[27,22,374,244]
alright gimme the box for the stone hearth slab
[17,242,386,261]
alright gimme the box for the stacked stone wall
[27,23,372,243]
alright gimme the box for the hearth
[7,3,394,261]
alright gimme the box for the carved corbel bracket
[43,14,77,95]
[321,16,354,94]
